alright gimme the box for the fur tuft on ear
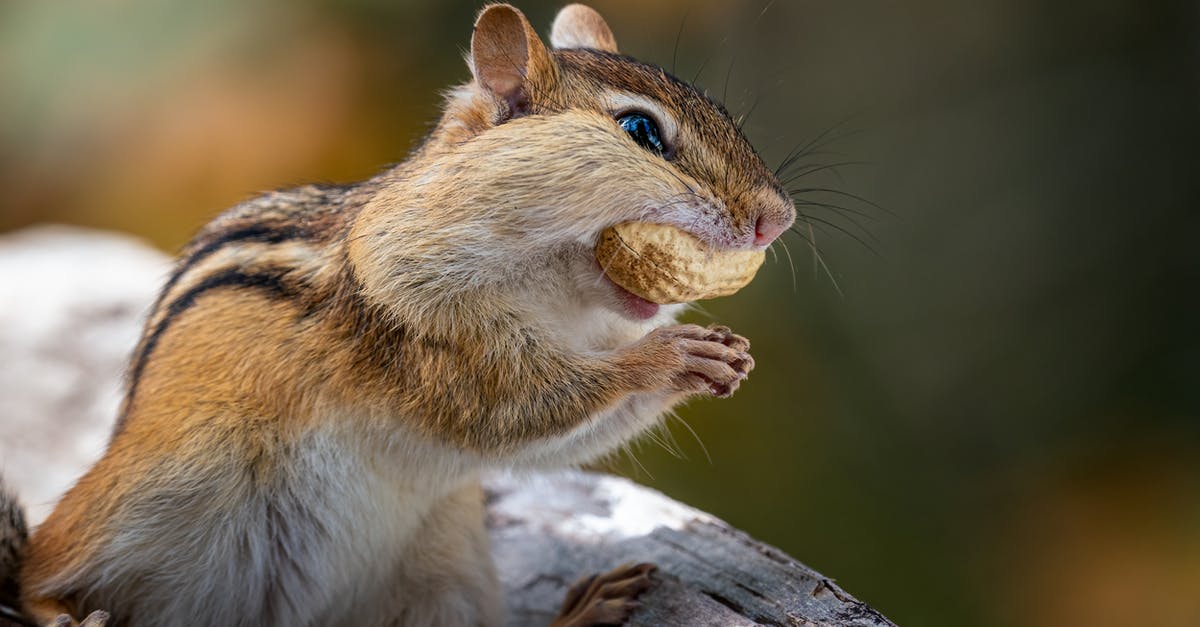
[550,4,618,53]
[471,3,557,119]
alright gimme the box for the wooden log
[0,226,894,626]
[486,470,894,626]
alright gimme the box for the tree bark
[486,470,894,626]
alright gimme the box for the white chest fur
[75,422,477,627]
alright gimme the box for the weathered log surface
[0,227,168,526]
[486,471,893,627]
[0,226,894,626]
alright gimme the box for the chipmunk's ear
[471,3,557,119]
[550,4,618,53]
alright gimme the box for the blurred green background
[2,1,1198,625]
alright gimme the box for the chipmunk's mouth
[596,263,660,320]
[612,280,660,320]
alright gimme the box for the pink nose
[753,213,790,246]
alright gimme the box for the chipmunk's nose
[753,209,792,247]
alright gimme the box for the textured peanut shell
[596,222,765,304]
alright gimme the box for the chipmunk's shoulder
[183,183,364,257]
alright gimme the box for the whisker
[779,160,871,186]
[671,12,688,75]
[789,186,892,216]
[774,121,854,177]
[669,411,712,465]
[737,94,760,131]
[722,56,736,108]
[773,117,865,178]
[790,197,883,240]
[785,223,821,254]
[778,238,798,293]
[688,302,714,321]
[792,198,879,222]
[622,442,653,480]
[809,207,881,246]
[796,213,881,256]
[754,0,781,25]
[807,222,843,297]
[643,426,683,459]
[658,421,687,460]
[788,223,843,296]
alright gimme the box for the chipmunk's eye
[617,112,665,156]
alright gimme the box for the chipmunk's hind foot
[551,563,656,627]
[44,611,108,627]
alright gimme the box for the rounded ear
[550,4,618,53]
[471,3,557,118]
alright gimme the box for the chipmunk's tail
[0,476,29,625]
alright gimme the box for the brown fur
[15,3,792,625]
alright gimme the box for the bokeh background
[3,1,1198,625]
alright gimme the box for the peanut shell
[595,222,765,304]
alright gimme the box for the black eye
[617,112,666,155]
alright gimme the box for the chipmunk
[1,3,795,626]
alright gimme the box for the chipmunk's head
[459,3,795,243]
[456,3,795,318]
[352,4,794,327]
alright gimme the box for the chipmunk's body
[4,4,794,626]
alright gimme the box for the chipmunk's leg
[550,563,656,627]
[408,322,755,458]
[391,480,504,627]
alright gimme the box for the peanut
[595,222,765,304]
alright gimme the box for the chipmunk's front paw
[636,324,754,398]
[551,563,656,627]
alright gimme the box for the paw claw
[79,611,110,627]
